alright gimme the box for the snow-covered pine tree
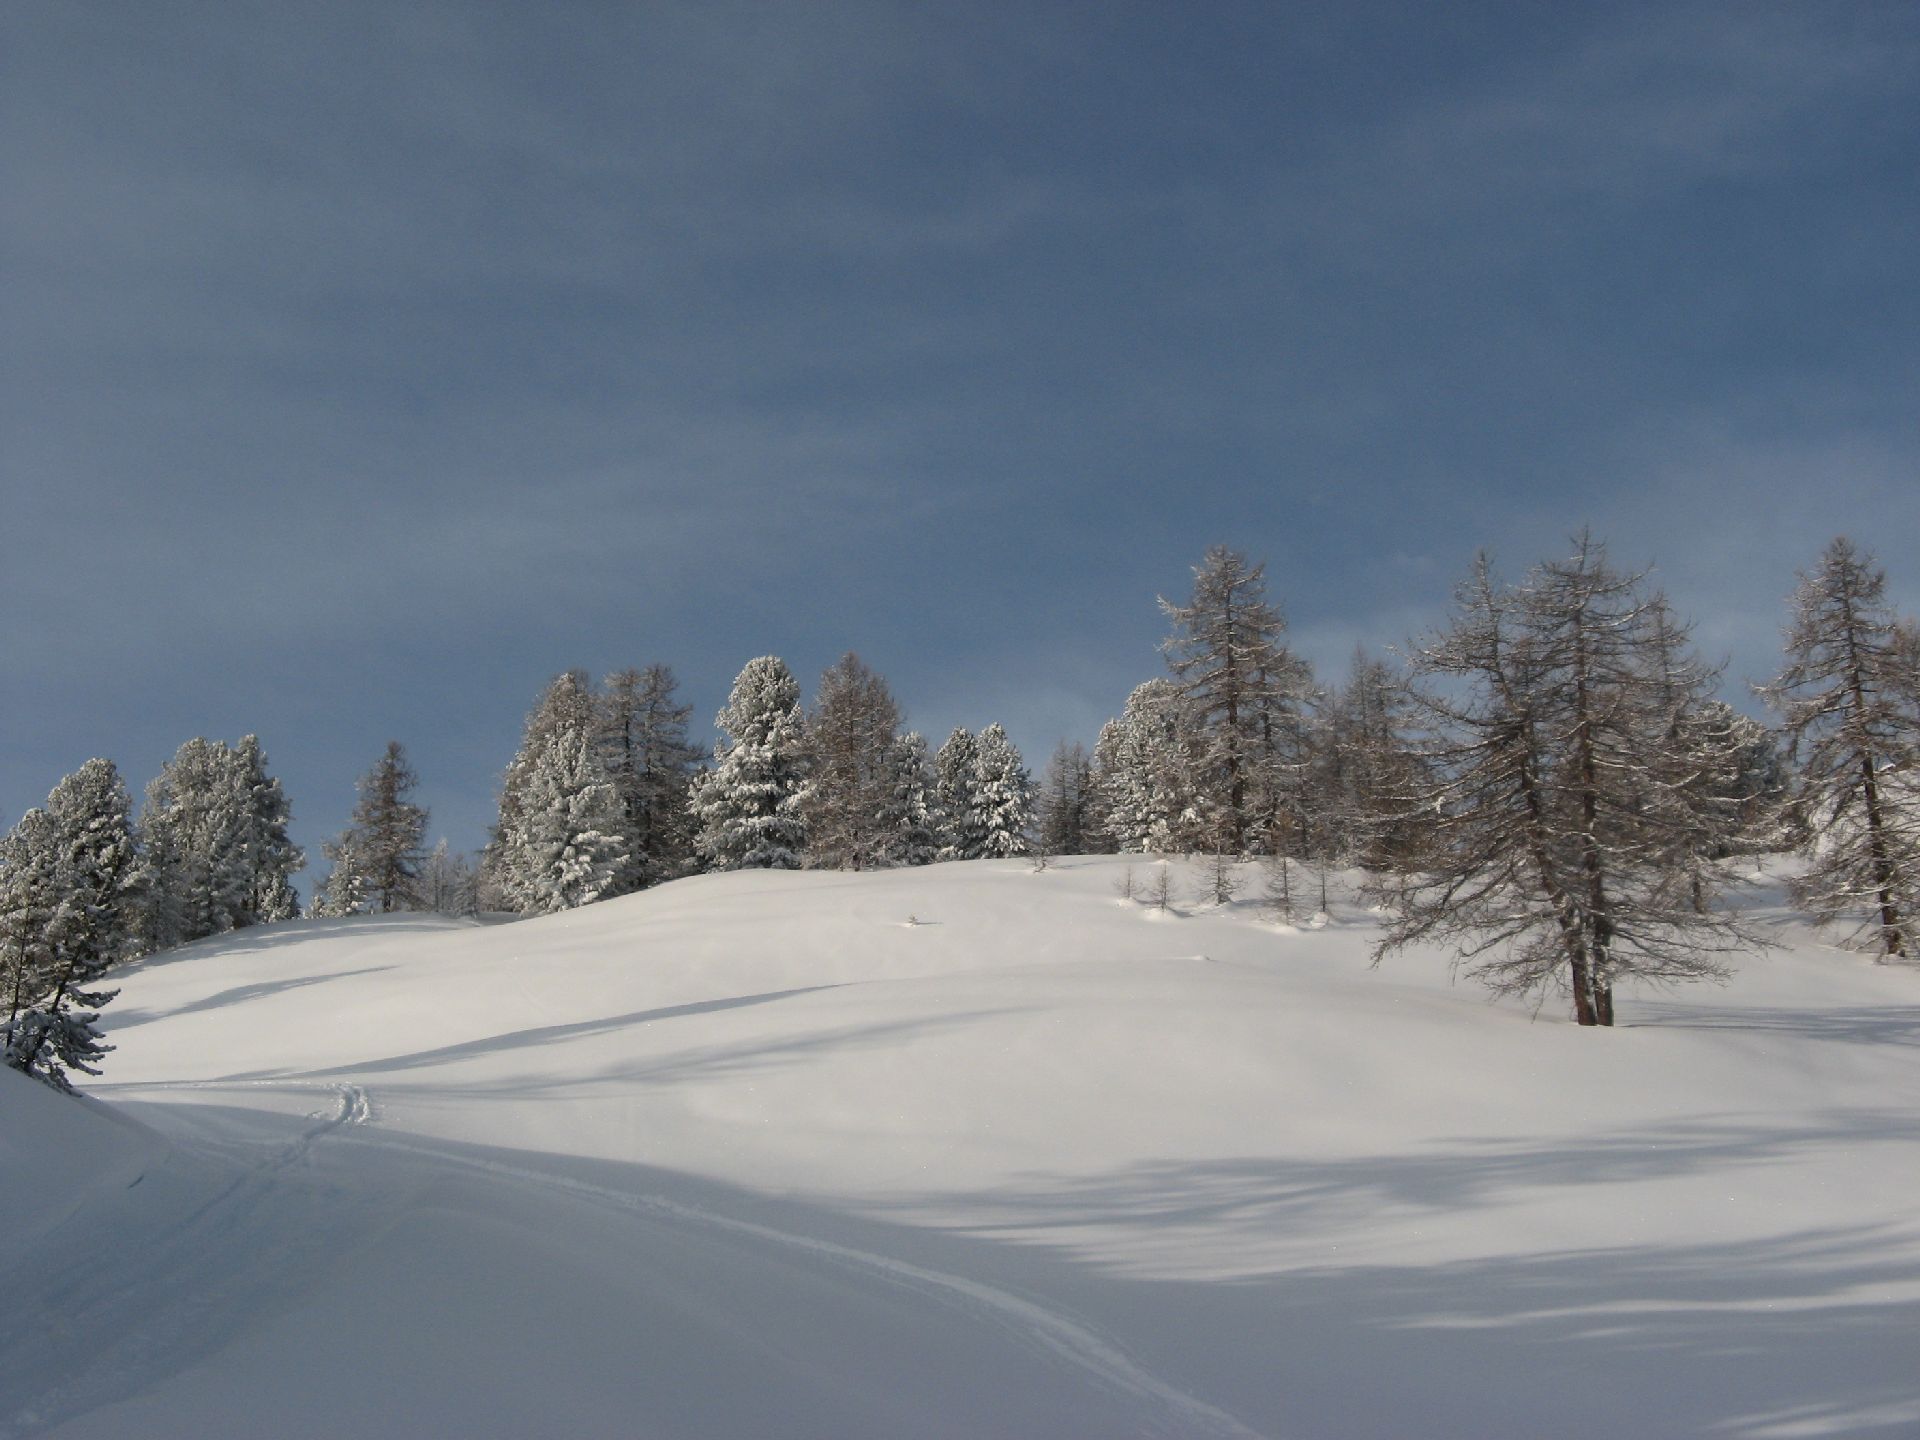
[800,653,903,871]
[879,731,939,866]
[1094,679,1206,854]
[1,809,62,1074]
[138,738,256,949]
[693,657,810,871]
[307,832,369,918]
[972,724,1033,859]
[1762,537,1920,960]
[1035,741,1099,858]
[346,742,430,913]
[597,665,702,892]
[1160,547,1313,854]
[501,734,629,913]
[1375,539,1756,1026]
[485,671,600,905]
[233,735,304,923]
[932,728,987,861]
[1,761,140,1089]
[485,671,632,910]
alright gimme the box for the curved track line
[358,1129,1267,1440]
[77,1079,1265,1439]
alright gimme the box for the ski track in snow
[28,1078,1266,1440]
[0,1083,371,1440]
[356,1132,1268,1440]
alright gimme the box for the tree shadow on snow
[105,968,399,1030]
[1627,1003,1920,1048]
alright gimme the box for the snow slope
[5,857,1918,1438]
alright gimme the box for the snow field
[5,856,1917,1437]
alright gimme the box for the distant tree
[487,673,631,912]
[597,665,702,892]
[1035,741,1099,858]
[1312,650,1431,874]
[800,653,903,870]
[501,735,629,913]
[347,742,430,913]
[879,731,940,866]
[139,739,266,948]
[932,728,986,861]
[973,724,1033,858]
[233,735,303,923]
[414,840,479,916]
[1762,537,1920,960]
[1375,540,1756,1025]
[693,657,810,871]
[307,831,369,919]
[1160,547,1314,853]
[1095,680,1205,854]
[484,671,599,903]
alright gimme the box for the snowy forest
[6,533,1919,1088]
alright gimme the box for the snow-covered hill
[4,857,1917,1438]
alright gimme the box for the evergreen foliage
[1,761,140,1089]
[234,735,303,923]
[932,728,986,861]
[693,657,810,871]
[972,724,1033,858]
[1095,680,1206,854]
[140,736,303,949]
[880,731,939,866]
[489,673,631,910]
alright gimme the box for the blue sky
[5,1,1917,881]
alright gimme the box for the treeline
[5,533,1917,1086]
[2,738,303,1089]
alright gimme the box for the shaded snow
[4,858,1917,1437]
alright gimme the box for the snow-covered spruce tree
[1762,537,1920,960]
[1,810,60,1053]
[484,671,600,905]
[307,832,369,918]
[501,735,629,913]
[346,742,430,913]
[800,653,903,870]
[1094,679,1206,854]
[489,672,631,911]
[972,724,1033,858]
[932,728,986,861]
[1375,540,1755,1026]
[233,735,303,923]
[138,739,254,949]
[693,656,810,871]
[1160,546,1315,854]
[1,761,140,1089]
[880,731,939,866]
[597,665,702,893]
[1035,741,1101,858]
